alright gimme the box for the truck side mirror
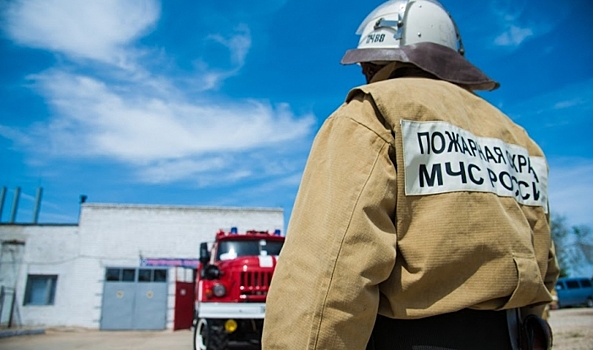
[199,242,210,265]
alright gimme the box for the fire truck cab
[193,228,284,350]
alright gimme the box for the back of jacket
[262,77,559,350]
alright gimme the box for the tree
[550,214,593,277]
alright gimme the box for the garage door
[100,267,168,330]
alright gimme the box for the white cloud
[494,25,533,47]
[548,159,593,228]
[194,26,252,90]
[0,0,315,187]
[138,153,303,188]
[138,157,229,184]
[487,0,561,49]
[2,0,160,66]
[207,24,251,67]
[554,98,584,110]
[507,78,593,122]
[0,125,30,145]
[8,70,315,184]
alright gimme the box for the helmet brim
[341,42,499,91]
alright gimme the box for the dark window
[105,268,121,281]
[217,241,259,260]
[122,269,136,282]
[217,239,285,261]
[106,268,166,283]
[566,280,580,289]
[154,269,167,282]
[138,269,152,282]
[580,279,592,288]
[24,275,57,306]
[263,241,284,256]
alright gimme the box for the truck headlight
[213,283,226,297]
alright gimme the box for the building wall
[0,224,79,327]
[78,204,283,260]
[0,204,283,329]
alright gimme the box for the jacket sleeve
[520,199,560,318]
[262,94,398,349]
[519,242,559,318]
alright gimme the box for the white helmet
[341,0,499,90]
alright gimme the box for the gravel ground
[0,308,590,349]
[548,308,593,349]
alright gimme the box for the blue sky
[1,0,592,243]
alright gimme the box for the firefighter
[262,1,559,349]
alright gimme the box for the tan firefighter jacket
[262,77,559,350]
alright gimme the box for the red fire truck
[193,227,285,350]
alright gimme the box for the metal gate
[100,267,168,330]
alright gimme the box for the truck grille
[240,271,272,300]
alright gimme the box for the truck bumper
[198,302,266,319]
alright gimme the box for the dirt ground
[0,327,194,350]
[548,308,593,349]
[0,308,591,350]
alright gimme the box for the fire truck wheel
[194,318,208,350]
[208,319,229,350]
[194,318,229,350]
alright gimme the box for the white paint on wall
[0,204,283,329]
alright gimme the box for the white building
[0,203,283,330]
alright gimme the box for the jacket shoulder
[346,78,452,104]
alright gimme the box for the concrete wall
[0,224,79,328]
[79,204,283,260]
[0,204,283,329]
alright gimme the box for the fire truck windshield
[217,239,283,261]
